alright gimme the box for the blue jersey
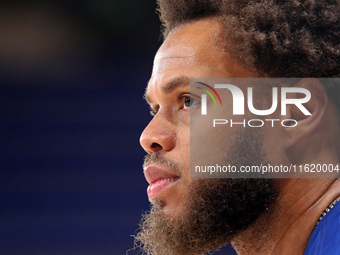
[304,201,340,255]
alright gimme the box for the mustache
[143,153,181,176]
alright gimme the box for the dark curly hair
[157,0,340,106]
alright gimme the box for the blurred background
[0,1,235,254]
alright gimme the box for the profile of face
[136,18,278,255]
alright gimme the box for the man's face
[140,18,259,215]
[137,18,277,254]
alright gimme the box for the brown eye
[183,96,199,109]
[149,105,159,116]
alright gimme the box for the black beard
[134,178,276,255]
[135,130,278,255]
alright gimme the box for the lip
[144,165,180,200]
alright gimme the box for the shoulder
[304,201,340,255]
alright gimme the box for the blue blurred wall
[0,1,236,254]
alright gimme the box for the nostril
[151,142,163,150]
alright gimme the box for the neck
[231,178,340,255]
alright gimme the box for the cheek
[174,113,191,180]
[177,127,190,163]
[177,111,190,147]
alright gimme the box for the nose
[140,113,176,154]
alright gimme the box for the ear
[283,78,328,148]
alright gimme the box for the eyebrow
[144,75,190,104]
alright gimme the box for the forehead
[146,18,258,100]
[152,18,226,75]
